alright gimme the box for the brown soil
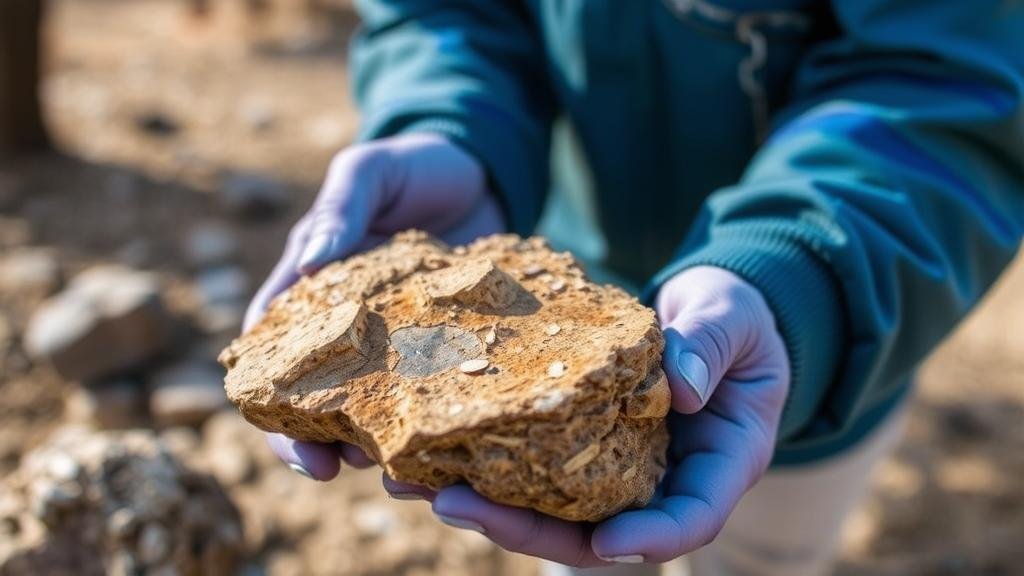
[0,0,1021,574]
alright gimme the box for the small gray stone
[197,302,246,335]
[0,248,60,297]
[351,502,397,538]
[24,266,174,382]
[240,99,277,132]
[184,223,239,269]
[149,361,228,428]
[207,446,254,487]
[219,172,289,220]
[107,508,138,540]
[136,523,172,565]
[196,266,250,307]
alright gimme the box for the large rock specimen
[220,232,669,522]
[0,427,243,576]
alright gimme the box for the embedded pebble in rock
[24,265,175,382]
[545,323,561,336]
[547,361,566,378]
[184,222,239,269]
[0,427,243,575]
[221,232,670,522]
[0,248,60,298]
[149,360,229,428]
[219,171,289,220]
[458,359,489,374]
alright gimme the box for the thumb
[296,145,391,274]
[662,322,734,414]
[657,268,769,414]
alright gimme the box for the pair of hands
[245,133,790,567]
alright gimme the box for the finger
[297,148,388,274]
[369,133,485,235]
[382,473,437,502]
[431,485,607,568]
[594,384,782,563]
[339,443,376,469]
[266,433,342,481]
[660,294,759,414]
[243,216,312,331]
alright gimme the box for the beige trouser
[544,402,908,576]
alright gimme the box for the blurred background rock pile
[0,0,1021,574]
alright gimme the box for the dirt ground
[1,0,1022,574]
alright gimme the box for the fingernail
[297,234,336,273]
[600,554,645,564]
[676,352,711,403]
[435,514,485,534]
[390,492,424,501]
[288,463,315,480]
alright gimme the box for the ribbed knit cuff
[356,105,547,237]
[644,229,847,441]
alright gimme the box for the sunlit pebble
[539,273,554,283]
[522,264,546,278]
[549,279,567,293]
[484,329,497,345]
[545,323,561,336]
[547,361,566,378]
[448,404,464,416]
[459,359,490,374]
[453,246,468,255]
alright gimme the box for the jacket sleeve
[350,0,554,235]
[648,0,1024,447]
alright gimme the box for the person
[243,1,1024,574]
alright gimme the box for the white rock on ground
[149,360,229,428]
[24,265,176,382]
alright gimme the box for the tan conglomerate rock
[220,232,670,522]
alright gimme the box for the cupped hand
[396,265,790,567]
[243,132,506,480]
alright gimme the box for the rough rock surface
[0,427,243,576]
[221,232,669,522]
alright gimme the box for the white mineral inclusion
[533,390,565,412]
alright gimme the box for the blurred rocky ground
[0,0,1021,574]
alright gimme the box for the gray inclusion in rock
[390,325,484,378]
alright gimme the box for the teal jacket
[350,0,1024,463]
